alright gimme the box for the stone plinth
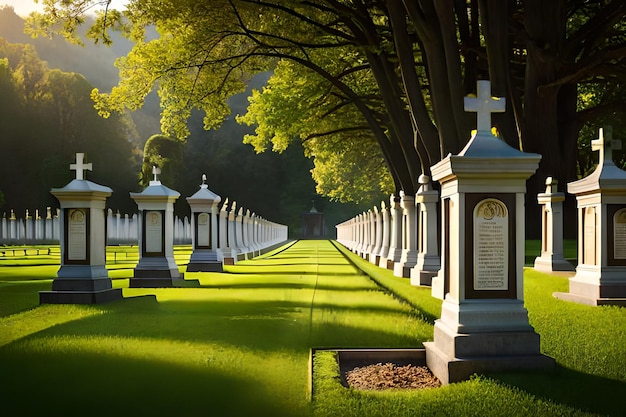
[425,81,554,385]
[40,153,122,304]
[186,175,223,272]
[555,127,626,306]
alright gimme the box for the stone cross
[464,80,506,134]
[591,126,621,165]
[70,153,92,180]
[152,166,161,182]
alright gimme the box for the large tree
[27,1,626,212]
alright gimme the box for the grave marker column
[555,127,626,305]
[40,153,122,304]
[186,174,223,272]
[130,166,191,287]
[424,80,554,384]
[533,177,574,272]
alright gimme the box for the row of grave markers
[0,209,193,245]
[337,80,626,384]
[39,156,288,304]
[336,126,626,308]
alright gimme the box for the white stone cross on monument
[592,126,621,165]
[464,80,506,134]
[70,153,92,180]
[152,165,161,182]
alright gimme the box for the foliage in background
[0,35,141,214]
[139,134,184,189]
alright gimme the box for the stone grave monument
[554,127,626,306]
[394,191,418,277]
[129,166,188,287]
[186,174,223,272]
[410,174,440,286]
[40,153,123,304]
[424,80,554,384]
[533,177,575,272]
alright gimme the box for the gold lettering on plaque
[473,199,508,290]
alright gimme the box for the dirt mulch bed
[345,362,441,390]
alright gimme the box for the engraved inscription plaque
[584,207,596,265]
[614,208,626,260]
[473,199,508,290]
[145,211,163,253]
[68,208,87,261]
[197,212,210,247]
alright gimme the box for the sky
[1,0,128,18]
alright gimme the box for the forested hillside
[0,6,372,234]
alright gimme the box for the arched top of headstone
[221,197,229,212]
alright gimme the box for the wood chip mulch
[345,362,441,390]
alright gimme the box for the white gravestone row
[336,182,440,285]
[39,157,289,295]
[0,209,192,245]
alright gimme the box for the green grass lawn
[0,240,624,416]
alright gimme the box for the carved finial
[464,80,506,135]
[201,174,207,189]
[70,153,92,180]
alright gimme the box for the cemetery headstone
[394,191,418,277]
[410,174,441,286]
[129,166,189,287]
[186,174,223,272]
[554,126,626,305]
[533,177,574,272]
[424,80,554,384]
[40,153,123,304]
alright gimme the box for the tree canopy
[27,0,626,208]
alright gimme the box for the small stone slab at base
[410,270,437,287]
[424,341,555,385]
[39,288,123,304]
[186,262,223,273]
[553,291,626,307]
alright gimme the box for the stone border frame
[607,204,626,266]
[63,208,90,265]
[141,209,166,257]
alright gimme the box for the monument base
[553,272,626,306]
[131,269,199,288]
[424,340,555,385]
[39,288,123,304]
[186,262,223,272]
[553,291,626,306]
[533,256,575,273]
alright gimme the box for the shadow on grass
[491,365,626,416]
[0,347,298,417]
[200,281,377,292]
